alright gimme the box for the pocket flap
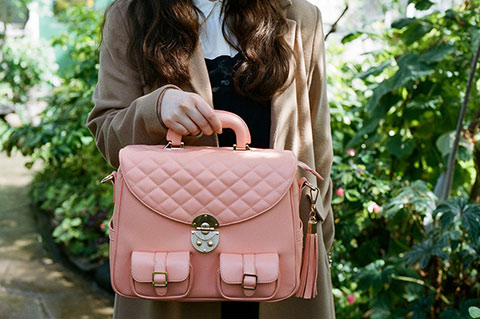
[219,253,279,284]
[131,251,190,283]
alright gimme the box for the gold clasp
[303,180,320,233]
[302,181,319,205]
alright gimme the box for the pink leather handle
[166,110,252,148]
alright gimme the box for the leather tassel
[296,217,318,299]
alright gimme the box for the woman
[86,0,335,318]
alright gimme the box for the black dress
[204,52,271,149]
[204,51,270,318]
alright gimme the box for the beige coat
[87,0,335,317]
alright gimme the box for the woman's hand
[160,89,222,136]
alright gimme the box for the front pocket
[130,251,192,299]
[218,253,279,300]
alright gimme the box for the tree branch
[325,4,349,41]
[439,39,480,202]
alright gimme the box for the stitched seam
[306,7,320,88]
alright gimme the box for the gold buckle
[241,273,258,290]
[152,271,168,288]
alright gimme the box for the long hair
[105,0,295,101]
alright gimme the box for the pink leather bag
[102,110,322,301]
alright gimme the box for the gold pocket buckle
[152,271,168,288]
[241,273,258,290]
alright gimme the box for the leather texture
[119,145,296,226]
[108,110,321,302]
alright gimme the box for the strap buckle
[241,273,258,290]
[152,271,168,288]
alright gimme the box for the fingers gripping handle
[166,110,252,149]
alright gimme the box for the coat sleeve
[307,7,335,252]
[86,1,182,169]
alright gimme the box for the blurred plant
[0,37,58,116]
[0,0,32,43]
[53,0,94,16]
[1,5,112,265]
[331,151,479,317]
[328,0,480,317]
[470,306,480,318]
[338,0,480,198]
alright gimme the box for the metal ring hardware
[101,173,115,184]
[233,144,251,151]
[164,141,184,149]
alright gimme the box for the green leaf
[368,294,393,319]
[366,78,394,113]
[364,53,434,117]
[436,132,452,157]
[345,116,380,148]
[382,180,437,219]
[392,18,418,29]
[404,237,449,268]
[70,217,82,227]
[341,31,363,44]
[345,189,362,202]
[409,0,435,10]
[386,135,415,159]
[461,205,480,245]
[440,308,461,319]
[402,21,434,45]
[356,60,392,80]
[469,306,480,318]
[355,260,395,293]
[409,294,434,319]
[436,131,473,160]
[435,197,480,244]
[392,54,435,90]
[419,44,455,64]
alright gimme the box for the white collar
[193,0,223,23]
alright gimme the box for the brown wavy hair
[104,0,295,101]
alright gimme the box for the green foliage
[0,0,31,26]
[329,0,480,317]
[1,5,112,263]
[0,37,57,113]
[340,1,480,194]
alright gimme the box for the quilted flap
[131,251,190,283]
[119,145,297,226]
[219,253,279,284]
